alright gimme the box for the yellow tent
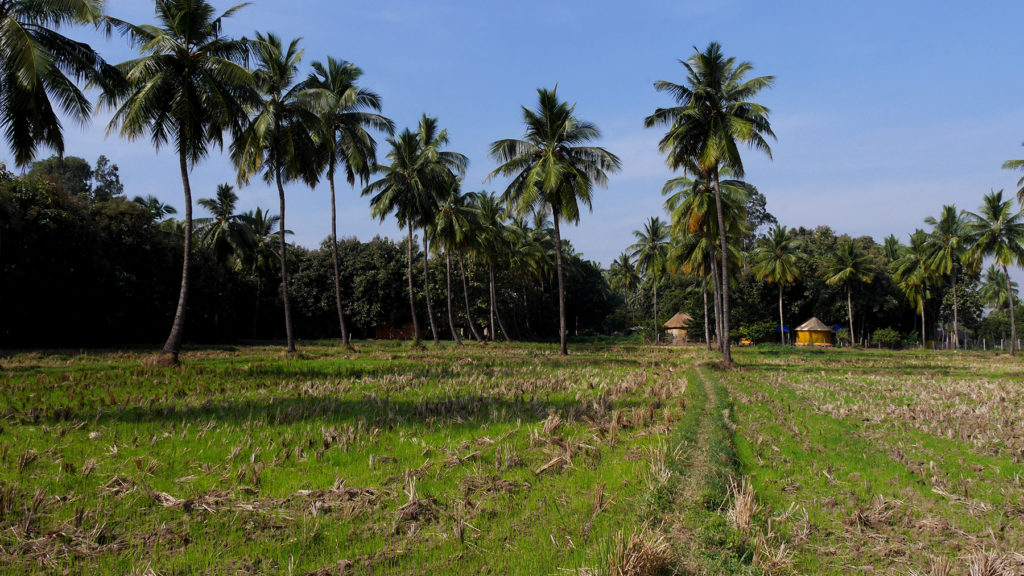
[794,317,833,347]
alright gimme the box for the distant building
[794,317,833,346]
[663,312,693,343]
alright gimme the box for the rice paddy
[1,342,1022,574]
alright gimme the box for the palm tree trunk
[407,221,420,343]
[253,276,261,339]
[423,233,439,345]
[952,274,960,350]
[489,264,511,342]
[488,266,496,341]
[553,215,568,355]
[1004,264,1017,355]
[328,170,351,348]
[702,275,711,351]
[653,279,659,344]
[778,284,785,345]
[711,171,732,363]
[459,254,482,342]
[446,250,461,345]
[710,246,723,352]
[847,284,855,348]
[276,167,295,353]
[920,297,926,348]
[160,150,194,365]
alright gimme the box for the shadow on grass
[12,391,654,428]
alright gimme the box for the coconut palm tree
[891,230,934,348]
[230,32,321,354]
[823,239,875,347]
[102,0,254,365]
[487,87,621,355]
[644,42,774,364]
[432,179,474,345]
[133,195,177,223]
[1,0,113,166]
[966,190,1024,355]
[978,264,1018,314]
[607,252,640,326]
[924,205,972,349]
[629,217,670,343]
[363,116,467,344]
[662,168,748,350]
[303,57,393,347]
[469,191,512,342]
[237,207,288,338]
[1002,143,1024,205]
[196,183,252,263]
[749,225,804,345]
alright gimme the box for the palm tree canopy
[363,115,468,228]
[487,87,620,224]
[607,252,640,294]
[749,225,804,285]
[890,229,934,313]
[643,42,774,177]
[133,194,177,221]
[966,190,1024,268]
[101,0,254,166]
[230,32,321,187]
[1001,142,1024,204]
[1,0,115,165]
[979,264,1019,313]
[629,217,670,279]
[301,56,393,186]
[662,170,748,238]
[924,204,974,275]
[824,239,875,287]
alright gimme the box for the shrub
[870,327,902,349]
[739,321,779,344]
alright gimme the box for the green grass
[4,342,1022,575]
[0,341,701,575]
[726,347,1024,574]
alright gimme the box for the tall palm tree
[924,205,971,349]
[883,234,903,263]
[966,190,1024,355]
[1,0,112,166]
[363,116,467,344]
[607,252,640,326]
[1002,143,1024,205]
[102,0,253,365]
[629,217,670,343]
[469,191,512,342]
[432,179,474,345]
[488,87,621,355]
[645,42,774,364]
[662,168,748,351]
[978,264,1018,315]
[749,225,804,345]
[823,239,874,347]
[237,207,288,338]
[196,183,252,263]
[231,32,321,354]
[303,57,393,347]
[891,230,934,348]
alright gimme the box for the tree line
[0,155,614,347]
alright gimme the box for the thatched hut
[663,312,693,343]
[794,317,833,346]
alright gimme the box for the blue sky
[9,0,1024,270]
